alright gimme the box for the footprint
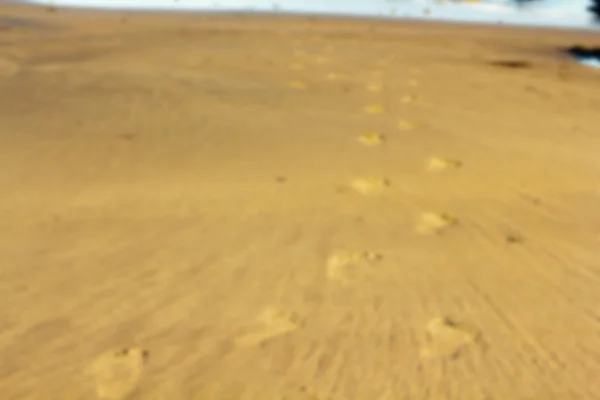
[326,250,382,283]
[398,119,418,131]
[365,104,385,114]
[420,317,480,359]
[401,94,419,104]
[351,177,390,196]
[366,83,383,92]
[325,72,344,80]
[288,81,307,89]
[415,212,458,235]
[234,308,302,347]
[0,57,20,78]
[357,132,384,147]
[426,157,462,171]
[293,49,306,57]
[88,346,149,400]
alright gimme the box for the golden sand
[1,3,600,399]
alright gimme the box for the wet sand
[1,3,600,399]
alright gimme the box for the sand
[1,2,600,399]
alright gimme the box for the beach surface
[1,3,600,399]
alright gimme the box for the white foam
[577,56,600,70]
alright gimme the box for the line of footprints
[89,42,480,400]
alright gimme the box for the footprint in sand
[0,57,20,79]
[325,72,344,80]
[365,104,385,114]
[426,157,462,172]
[420,317,481,360]
[326,250,382,283]
[234,308,302,347]
[401,94,419,104]
[88,346,149,400]
[398,119,419,131]
[357,132,384,147]
[367,83,383,92]
[315,56,331,65]
[416,212,458,235]
[288,81,307,89]
[377,58,389,67]
[351,177,391,196]
[293,49,306,58]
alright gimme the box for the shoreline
[3,0,597,33]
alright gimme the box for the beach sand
[1,3,600,399]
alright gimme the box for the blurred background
[21,0,600,29]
